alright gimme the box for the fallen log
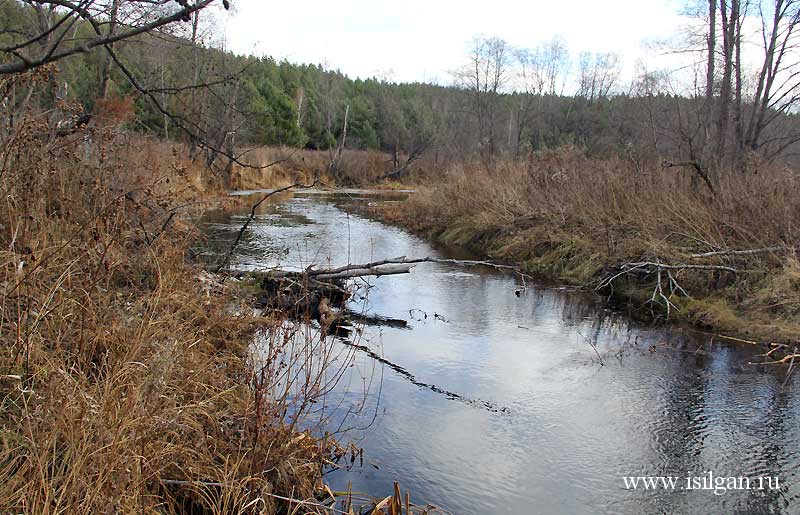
[314,263,414,280]
[262,255,526,279]
[622,261,738,273]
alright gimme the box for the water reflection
[200,192,800,515]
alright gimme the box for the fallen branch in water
[343,309,409,329]
[595,259,740,317]
[757,353,800,365]
[264,255,529,279]
[313,263,415,280]
[596,260,737,292]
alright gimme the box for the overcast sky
[219,0,691,86]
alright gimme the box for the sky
[219,0,692,87]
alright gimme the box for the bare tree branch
[0,0,222,74]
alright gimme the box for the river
[202,190,800,515]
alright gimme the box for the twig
[215,181,317,272]
[782,347,797,388]
[662,159,715,194]
[759,353,800,365]
[624,261,738,273]
[690,246,787,258]
[648,262,676,317]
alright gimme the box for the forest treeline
[4,0,800,185]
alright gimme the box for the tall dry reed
[0,95,361,513]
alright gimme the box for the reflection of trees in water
[754,389,798,512]
[192,209,237,269]
[553,285,800,513]
[193,209,260,269]
[727,372,799,513]
[556,289,637,339]
[647,350,710,513]
[628,347,798,514]
[249,323,386,456]
[438,272,493,335]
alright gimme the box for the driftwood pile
[239,256,525,325]
[246,259,414,319]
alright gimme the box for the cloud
[221,0,690,85]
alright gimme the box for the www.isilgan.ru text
[622,472,780,495]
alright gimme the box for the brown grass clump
[0,102,342,513]
[382,147,800,342]
[229,146,404,190]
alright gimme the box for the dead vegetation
[0,98,371,513]
[229,146,409,190]
[381,147,800,343]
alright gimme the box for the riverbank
[378,148,800,346]
[0,129,341,513]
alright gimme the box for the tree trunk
[189,11,201,159]
[702,0,716,168]
[733,3,744,165]
[99,0,121,99]
[715,0,739,174]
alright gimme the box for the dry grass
[229,147,403,190]
[0,102,352,513]
[382,147,800,342]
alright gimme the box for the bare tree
[667,0,800,187]
[742,0,800,161]
[511,37,571,155]
[454,35,510,158]
[714,0,742,167]
[516,37,570,97]
[577,51,621,101]
[98,0,121,99]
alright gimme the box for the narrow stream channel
[202,191,799,515]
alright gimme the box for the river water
[202,191,799,515]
